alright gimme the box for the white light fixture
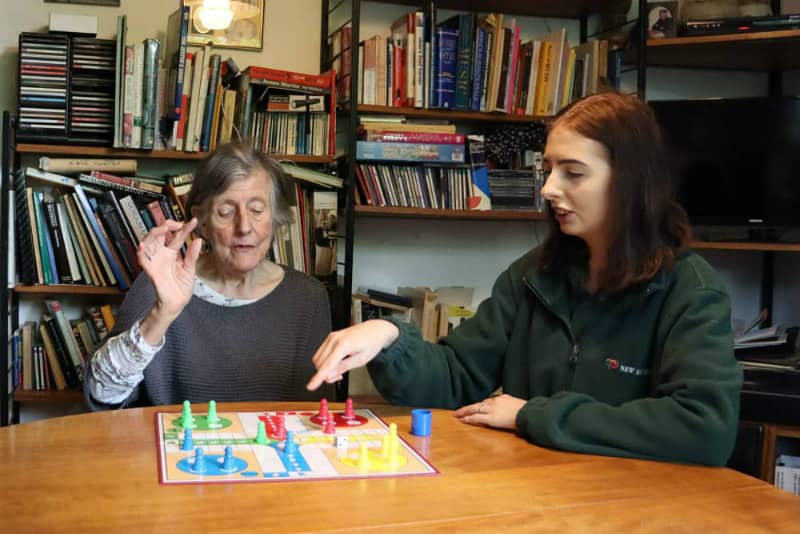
[195,0,234,31]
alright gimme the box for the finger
[456,413,488,427]
[167,218,198,250]
[454,402,483,418]
[311,334,335,368]
[308,341,358,391]
[140,221,182,250]
[183,236,203,271]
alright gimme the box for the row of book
[234,66,337,157]
[15,166,188,290]
[112,11,234,152]
[13,155,345,288]
[339,9,617,116]
[355,163,484,210]
[11,301,115,392]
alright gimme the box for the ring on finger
[478,402,488,415]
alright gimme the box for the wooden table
[0,402,797,532]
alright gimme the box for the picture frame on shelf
[647,1,678,39]
[183,0,264,51]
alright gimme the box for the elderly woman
[85,143,334,408]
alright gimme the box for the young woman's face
[541,126,613,251]
[201,171,273,276]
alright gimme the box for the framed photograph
[183,0,264,51]
[647,1,678,39]
[44,0,120,5]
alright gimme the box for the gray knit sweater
[84,268,335,409]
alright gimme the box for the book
[141,38,160,149]
[39,157,137,175]
[356,141,465,163]
[38,321,67,390]
[73,184,128,290]
[44,299,85,379]
[70,191,116,286]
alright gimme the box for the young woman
[85,143,335,408]
[307,93,742,466]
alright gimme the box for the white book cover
[525,40,542,115]
[190,43,212,152]
[184,46,205,153]
[118,195,148,244]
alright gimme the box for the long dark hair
[538,92,690,293]
[185,143,294,235]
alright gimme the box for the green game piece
[255,420,268,445]
[181,400,195,429]
[206,400,220,424]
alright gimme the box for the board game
[156,399,438,484]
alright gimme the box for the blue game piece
[181,428,194,451]
[221,446,235,471]
[284,430,296,456]
[191,447,206,473]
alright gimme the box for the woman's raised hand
[306,320,400,391]
[138,217,203,320]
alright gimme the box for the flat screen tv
[649,97,800,228]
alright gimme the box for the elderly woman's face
[201,170,273,276]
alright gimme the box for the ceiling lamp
[194,0,234,32]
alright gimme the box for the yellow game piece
[358,442,370,471]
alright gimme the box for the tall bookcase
[629,0,800,487]
[1,105,345,425]
[319,0,635,397]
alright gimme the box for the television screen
[650,97,800,228]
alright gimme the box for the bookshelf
[354,104,546,122]
[15,144,337,164]
[355,205,545,221]
[629,0,800,488]
[321,0,625,398]
[1,111,209,425]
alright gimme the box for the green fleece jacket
[368,249,742,466]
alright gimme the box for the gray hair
[186,143,294,236]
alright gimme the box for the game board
[156,399,438,484]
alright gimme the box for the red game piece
[275,412,287,440]
[343,397,355,420]
[318,398,329,421]
[323,416,336,434]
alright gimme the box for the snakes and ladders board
[156,402,438,485]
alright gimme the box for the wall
[0,0,321,142]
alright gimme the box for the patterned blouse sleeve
[85,320,165,405]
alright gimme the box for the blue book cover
[434,27,458,109]
[471,27,487,111]
[74,185,130,290]
[356,141,466,163]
